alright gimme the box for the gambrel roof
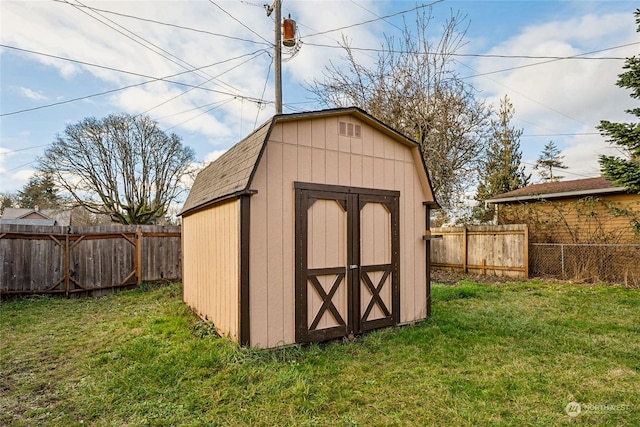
[181,121,270,215]
[181,107,437,216]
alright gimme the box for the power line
[51,0,271,47]
[208,0,272,45]
[254,56,274,129]
[59,0,203,78]
[138,50,268,117]
[460,41,640,79]
[1,44,264,87]
[301,41,630,61]
[0,45,269,116]
[164,98,235,132]
[521,161,594,179]
[349,0,404,32]
[0,144,51,156]
[522,133,600,137]
[58,0,251,99]
[0,160,36,176]
[301,0,444,39]
[238,0,266,8]
[2,75,269,117]
[456,60,591,127]
[153,98,236,121]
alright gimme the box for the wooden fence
[430,224,528,278]
[0,224,181,296]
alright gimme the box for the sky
[1,0,639,204]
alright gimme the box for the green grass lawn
[1,280,639,426]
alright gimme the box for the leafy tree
[473,95,530,222]
[38,114,195,224]
[308,9,491,214]
[534,141,567,182]
[16,173,67,209]
[0,192,17,215]
[598,9,640,193]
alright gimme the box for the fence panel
[530,243,640,286]
[0,224,67,293]
[140,225,181,281]
[0,224,182,296]
[430,224,528,278]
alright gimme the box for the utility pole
[274,0,282,114]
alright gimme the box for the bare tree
[307,9,491,213]
[38,114,195,224]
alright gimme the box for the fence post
[65,232,70,297]
[463,226,468,273]
[136,226,143,286]
[561,244,565,277]
[524,226,529,279]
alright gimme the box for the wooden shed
[180,107,439,348]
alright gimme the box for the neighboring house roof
[0,207,71,226]
[486,176,628,204]
[1,208,50,220]
[181,107,435,216]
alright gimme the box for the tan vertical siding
[281,143,298,343]
[182,200,240,341]
[248,154,269,344]
[249,114,431,347]
[266,141,285,345]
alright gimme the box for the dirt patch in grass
[431,269,527,285]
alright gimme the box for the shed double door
[295,183,400,343]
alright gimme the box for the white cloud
[204,149,228,164]
[470,10,637,176]
[16,86,47,101]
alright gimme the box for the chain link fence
[530,243,640,286]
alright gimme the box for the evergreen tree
[598,9,640,193]
[0,192,17,215]
[474,95,530,222]
[17,173,66,209]
[534,141,567,182]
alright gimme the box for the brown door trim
[358,193,400,332]
[295,182,400,344]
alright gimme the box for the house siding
[248,115,430,348]
[182,199,241,340]
[498,193,640,243]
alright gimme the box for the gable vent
[339,121,361,138]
